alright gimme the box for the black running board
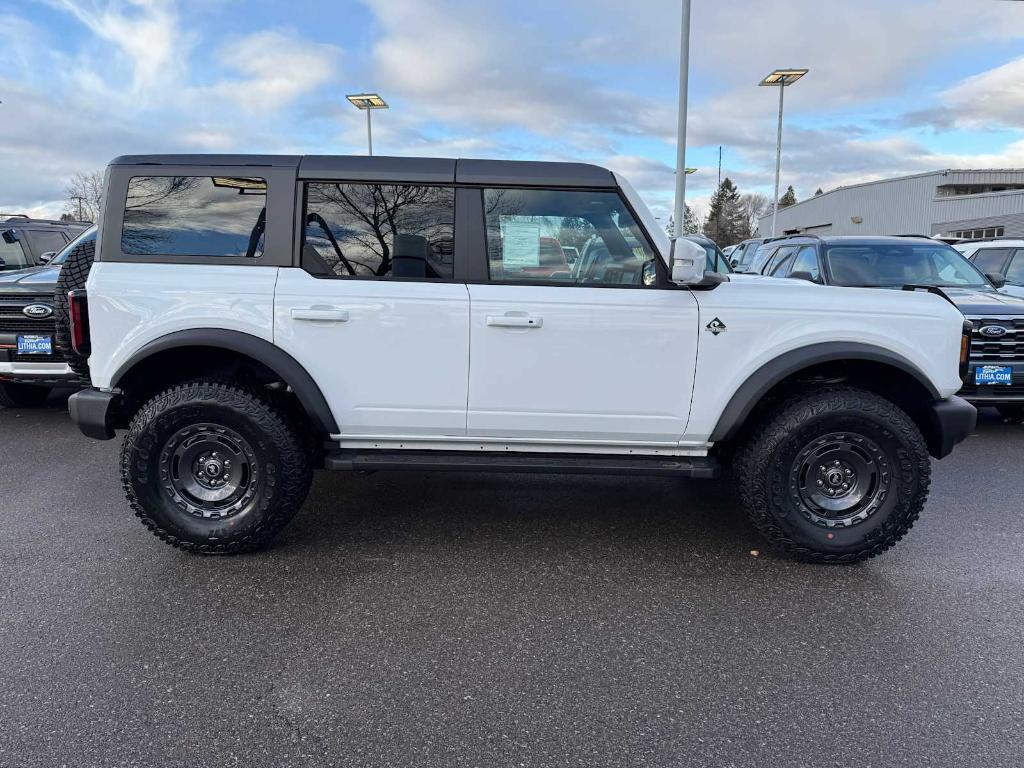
[324,450,720,479]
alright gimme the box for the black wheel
[734,387,931,564]
[0,382,50,408]
[996,404,1024,423]
[54,239,95,378]
[121,380,313,554]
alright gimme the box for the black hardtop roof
[108,154,617,188]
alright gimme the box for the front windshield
[824,243,990,288]
[51,226,97,265]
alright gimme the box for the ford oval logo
[23,304,53,319]
[980,325,1009,339]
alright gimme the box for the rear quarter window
[121,176,267,258]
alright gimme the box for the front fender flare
[709,342,941,443]
[111,328,340,435]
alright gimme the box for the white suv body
[954,239,1024,299]
[66,155,975,562]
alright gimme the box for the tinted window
[766,246,798,276]
[971,247,1012,275]
[485,189,657,286]
[0,233,29,270]
[26,230,68,258]
[122,176,267,257]
[788,246,821,281]
[824,243,989,288]
[303,183,454,279]
[1005,250,1024,284]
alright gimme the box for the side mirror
[39,251,56,264]
[789,270,820,284]
[1,229,18,245]
[987,272,1007,289]
[669,239,707,285]
[730,258,740,269]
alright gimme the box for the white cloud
[43,0,184,94]
[195,30,341,112]
[941,57,1024,131]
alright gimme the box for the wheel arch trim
[709,342,942,443]
[110,328,340,435]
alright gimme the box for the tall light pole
[672,0,692,242]
[346,93,389,156]
[759,69,808,236]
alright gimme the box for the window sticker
[500,219,541,270]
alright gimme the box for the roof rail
[772,233,822,241]
[0,213,31,221]
[893,234,937,239]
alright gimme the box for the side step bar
[324,450,720,479]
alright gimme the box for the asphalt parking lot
[1,396,1022,768]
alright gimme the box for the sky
[2,0,1024,224]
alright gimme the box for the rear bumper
[68,388,119,440]
[926,396,977,459]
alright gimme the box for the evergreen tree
[779,185,797,208]
[814,188,824,196]
[703,178,747,246]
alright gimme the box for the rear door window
[786,246,821,281]
[122,176,268,257]
[302,183,455,279]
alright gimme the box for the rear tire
[0,382,50,408]
[54,239,95,378]
[120,380,313,554]
[734,387,930,564]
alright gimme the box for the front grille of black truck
[960,316,1024,399]
[0,293,67,363]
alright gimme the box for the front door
[465,187,699,446]
[275,180,469,438]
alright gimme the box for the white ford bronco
[63,155,976,562]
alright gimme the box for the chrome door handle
[291,308,350,322]
[486,315,543,328]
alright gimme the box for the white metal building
[757,169,1024,239]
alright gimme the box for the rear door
[274,177,469,438]
[463,186,699,446]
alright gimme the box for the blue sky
[3,0,1024,223]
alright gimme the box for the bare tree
[64,171,105,222]
[740,193,771,239]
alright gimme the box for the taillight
[960,320,973,381]
[68,289,91,356]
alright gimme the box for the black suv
[0,215,89,272]
[750,235,1024,419]
[0,226,95,407]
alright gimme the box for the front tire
[121,380,313,554]
[735,387,931,564]
[0,382,50,408]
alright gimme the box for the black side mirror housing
[2,229,19,244]
[987,272,1007,289]
[789,270,821,284]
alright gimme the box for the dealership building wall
[756,169,1024,239]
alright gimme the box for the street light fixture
[346,93,389,156]
[759,68,808,236]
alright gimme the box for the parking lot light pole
[673,0,692,242]
[346,93,389,156]
[759,69,808,236]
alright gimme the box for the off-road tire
[54,239,95,378]
[996,404,1024,423]
[121,380,313,554]
[0,382,50,408]
[734,387,931,564]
